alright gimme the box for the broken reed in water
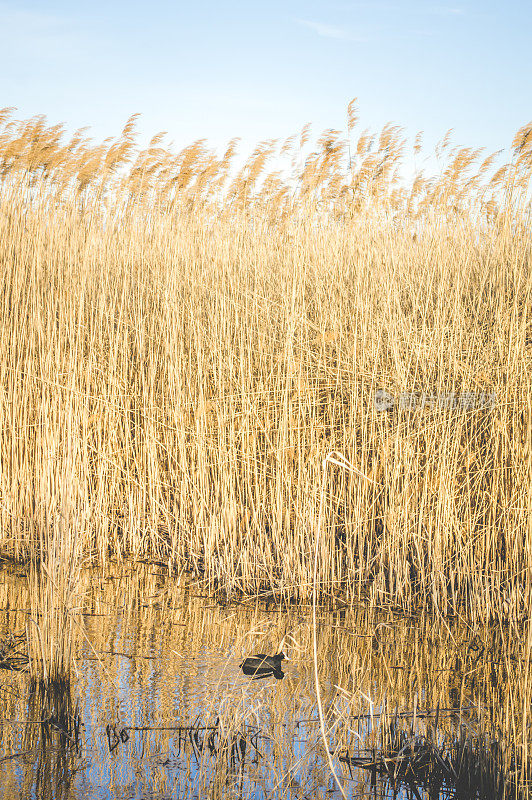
[0,103,530,620]
[25,447,82,687]
[26,514,81,688]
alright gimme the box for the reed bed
[0,103,530,623]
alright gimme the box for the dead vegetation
[340,717,522,799]
[0,102,530,630]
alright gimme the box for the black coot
[239,651,287,680]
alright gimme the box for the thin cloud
[338,2,401,10]
[297,19,365,42]
[0,3,67,34]
[428,6,465,15]
[0,3,82,61]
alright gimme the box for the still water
[0,565,527,799]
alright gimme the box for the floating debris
[0,632,28,672]
[339,720,522,799]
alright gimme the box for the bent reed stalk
[0,103,530,622]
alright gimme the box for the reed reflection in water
[0,565,529,799]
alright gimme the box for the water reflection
[0,565,528,799]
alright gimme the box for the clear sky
[1,0,530,165]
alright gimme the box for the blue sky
[0,0,530,166]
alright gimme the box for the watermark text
[374,389,496,412]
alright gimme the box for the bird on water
[240,651,287,680]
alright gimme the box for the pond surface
[0,566,527,799]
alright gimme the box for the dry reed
[0,102,530,625]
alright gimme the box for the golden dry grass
[0,103,530,625]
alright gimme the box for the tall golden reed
[0,103,530,623]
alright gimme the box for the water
[0,565,526,799]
